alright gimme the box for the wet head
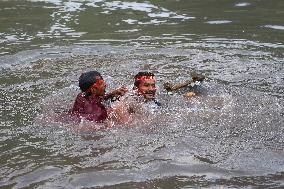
[79,71,106,96]
[134,72,157,100]
[90,78,106,96]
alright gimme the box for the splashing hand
[111,86,128,97]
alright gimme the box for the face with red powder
[136,76,156,100]
[89,76,106,96]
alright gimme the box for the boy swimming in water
[71,71,127,123]
[110,72,161,124]
[133,72,161,106]
[111,71,206,124]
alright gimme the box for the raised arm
[104,86,128,101]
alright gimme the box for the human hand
[105,87,128,101]
[184,92,196,97]
[111,86,128,97]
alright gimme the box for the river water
[1,0,284,188]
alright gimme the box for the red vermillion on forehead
[96,79,104,84]
[86,79,105,92]
[135,76,156,81]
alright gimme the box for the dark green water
[1,0,284,55]
[0,0,284,188]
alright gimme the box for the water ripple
[263,25,284,31]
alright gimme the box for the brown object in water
[191,72,206,82]
[184,92,196,97]
[163,72,205,92]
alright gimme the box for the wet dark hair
[134,72,155,88]
[79,71,102,92]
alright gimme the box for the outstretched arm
[163,73,205,92]
[104,86,128,101]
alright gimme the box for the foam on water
[1,45,284,188]
[34,81,284,188]
[1,0,283,187]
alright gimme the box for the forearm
[104,87,128,101]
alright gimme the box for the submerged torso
[71,93,108,122]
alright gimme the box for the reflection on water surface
[0,0,283,55]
